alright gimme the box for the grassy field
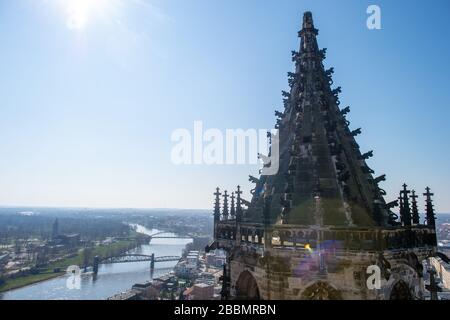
[0,239,136,293]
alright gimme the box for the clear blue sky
[0,0,449,212]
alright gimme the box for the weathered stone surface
[210,11,438,300]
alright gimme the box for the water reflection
[1,228,192,300]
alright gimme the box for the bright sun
[62,0,112,30]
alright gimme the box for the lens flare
[61,0,115,30]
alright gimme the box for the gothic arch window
[235,271,260,300]
[389,280,413,300]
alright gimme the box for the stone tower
[207,12,441,300]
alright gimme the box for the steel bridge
[148,231,193,242]
[99,254,180,265]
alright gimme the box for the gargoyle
[291,50,300,62]
[331,86,342,97]
[325,67,334,77]
[287,72,298,87]
[385,200,399,209]
[319,48,327,59]
[340,106,350,115]
[275,110,284,119]
[351,128,362,137]
[248,175,260,184]
[282,90,290,98]
[373,174,386,184]
[359,151,373,160]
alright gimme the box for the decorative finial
[303,11,314,29]
[236,186,243,223]
[230,192,236,218]
[222,191,229,221]
[214,187,221,221]
[410,190,420,225]
[399,184,411,227]
[423,187,436,227]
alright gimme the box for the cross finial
[214,187,221,220]
[236,185,242,197]
[399,183,412,226]
[236,186,243,222]
[411,190,420,225]
[401,183,411,195]
[424,187,436,227]
[222,190,229,220]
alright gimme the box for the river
[0,225,192,300]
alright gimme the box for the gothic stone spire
[242,12,390,227]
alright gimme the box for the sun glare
[61,0,113,30]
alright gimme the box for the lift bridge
[93,253,180,274]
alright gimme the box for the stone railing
[215,221,437,252]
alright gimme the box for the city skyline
[1,0,450,211]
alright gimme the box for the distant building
[196,272,216,286]
[108,289,141,300]
[192,283,214,300]
[0,253,9,269]
[52,218,59,239]
[206,249,226,268]
[186,251,199,268]
[174,260,197,279]
[131,282,157,300]
[50,234,80,247]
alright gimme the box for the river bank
[0,227,192,300]
[0,238,137,293]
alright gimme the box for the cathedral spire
[222,190,229,221]
[424,187,436,227]
[238,11,392,227]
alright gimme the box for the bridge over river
[147,231,193,243]
[94,253,180,273]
